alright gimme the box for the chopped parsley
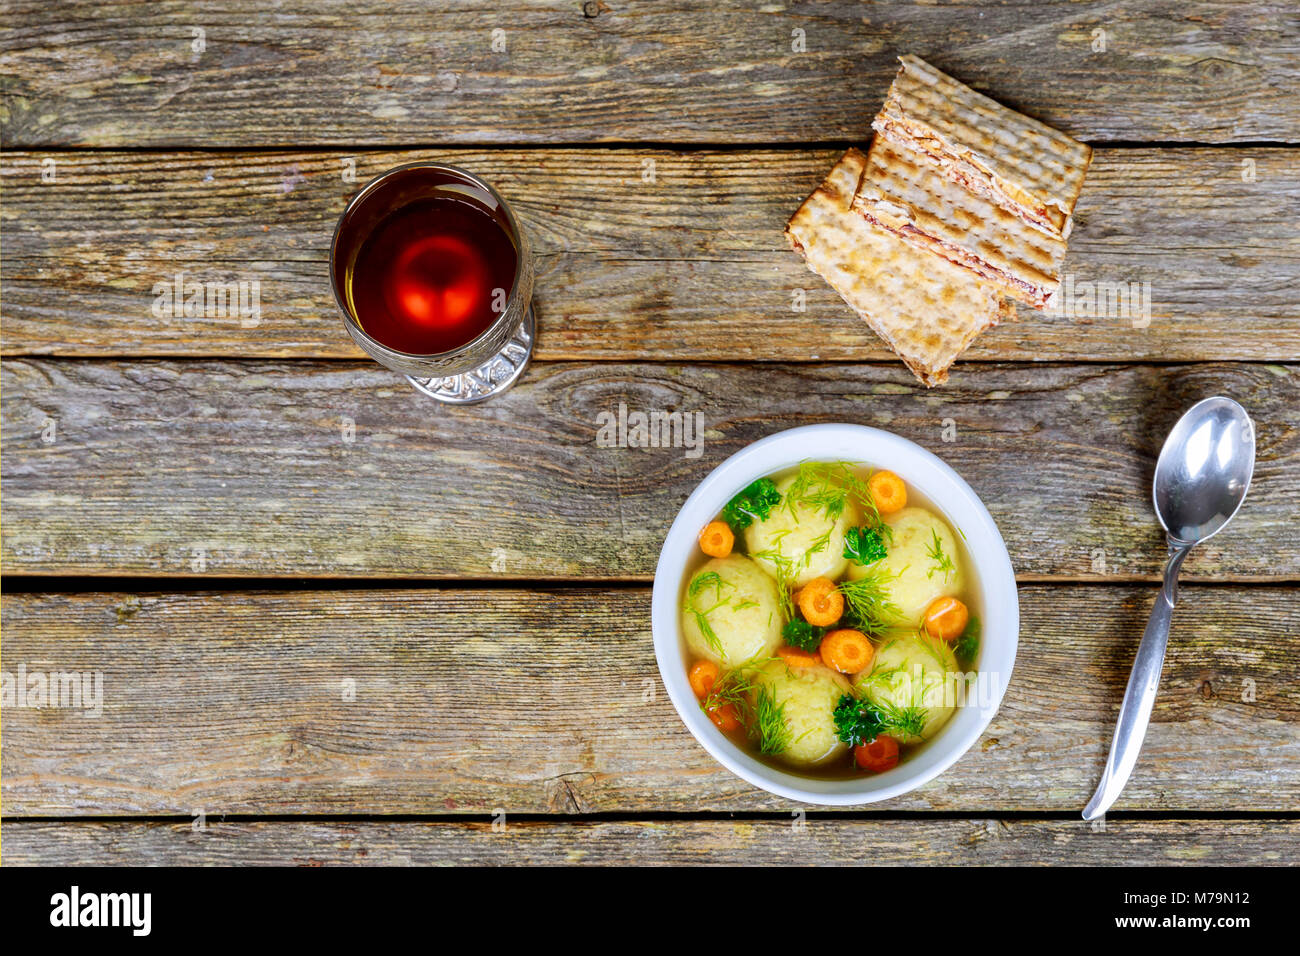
[832,695,888,747]
[781,618,825,652]
[832,693,927,747]
[721,478,782,533]
[843,525,888,565]
[953,615,980,665]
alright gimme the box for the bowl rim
[651,423,1019,806]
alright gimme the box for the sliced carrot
[707,702,741,733]
[698,520,734,558]
[819,628,874,674]
[854,734,900,772]
[777,645,822,668]
[796,577,844,627]
[689,659,719,698]
[923,596,970,642]
[868,470,907,514]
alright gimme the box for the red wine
[348,195,517,355]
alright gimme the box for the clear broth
[679,461,982,780]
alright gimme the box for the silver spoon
[1083,396,1255,821]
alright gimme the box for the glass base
[406,307,535,404]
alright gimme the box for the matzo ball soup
[682,461,982,778]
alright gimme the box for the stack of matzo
[785,55,1092,386]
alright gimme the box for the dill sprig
[784,461,854,522]
[701,659,760,714]
[750,538,797,623]
[850,468,888,531]
[804,527,833,566]
[752,683,791,755]
[837,568,902,634]
[688,571,731,600]
[683,571,735,655]
[916,629,957,669]
[925,528,956,582]
[784,460,895,544]
[853,658,905,693]
[700,655,779,726]
[879,700,928,740]
[684,602,725,655]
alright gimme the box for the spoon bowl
[1154,397,1255,546]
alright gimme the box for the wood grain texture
[3,359,1296,579]
[4,818,1294,866]
[2,2,1298,147]
[2,148,1298,361]
[2,586,1296,815]
[5,0,1296,865]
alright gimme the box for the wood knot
[113,596,142,624]
[1200,680,1215,700]
[583,1,610,18]
[546,772,595,812]
[1196,58,1239,82]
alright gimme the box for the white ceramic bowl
[652,423,1019,805]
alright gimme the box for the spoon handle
[1083,543,1192,820]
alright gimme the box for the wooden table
[2,1,1297,866]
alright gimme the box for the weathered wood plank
[4,818,1293,866]
[2,359,1295,579]
[2,148,1298,361]
[2,2,1298,146]
[2,586,1296,815]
